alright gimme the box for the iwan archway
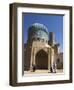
[35,50,48,69]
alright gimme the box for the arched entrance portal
[36,50,48,69]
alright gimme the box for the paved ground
[24,69,63,74]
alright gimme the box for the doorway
[35,49,48,69]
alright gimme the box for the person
[32,64,36,72]
[53,62,56,73]
[50,67,53,73]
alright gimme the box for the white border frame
[17,7,70,83]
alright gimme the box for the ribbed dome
[28,23,48,34]
[28,23,49,43]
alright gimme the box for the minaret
[49,32,55,46]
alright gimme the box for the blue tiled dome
[29,23,48,34]
[28,23,49,42]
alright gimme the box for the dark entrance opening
[36,50,48,69]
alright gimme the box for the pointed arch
[35,49,48,69]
